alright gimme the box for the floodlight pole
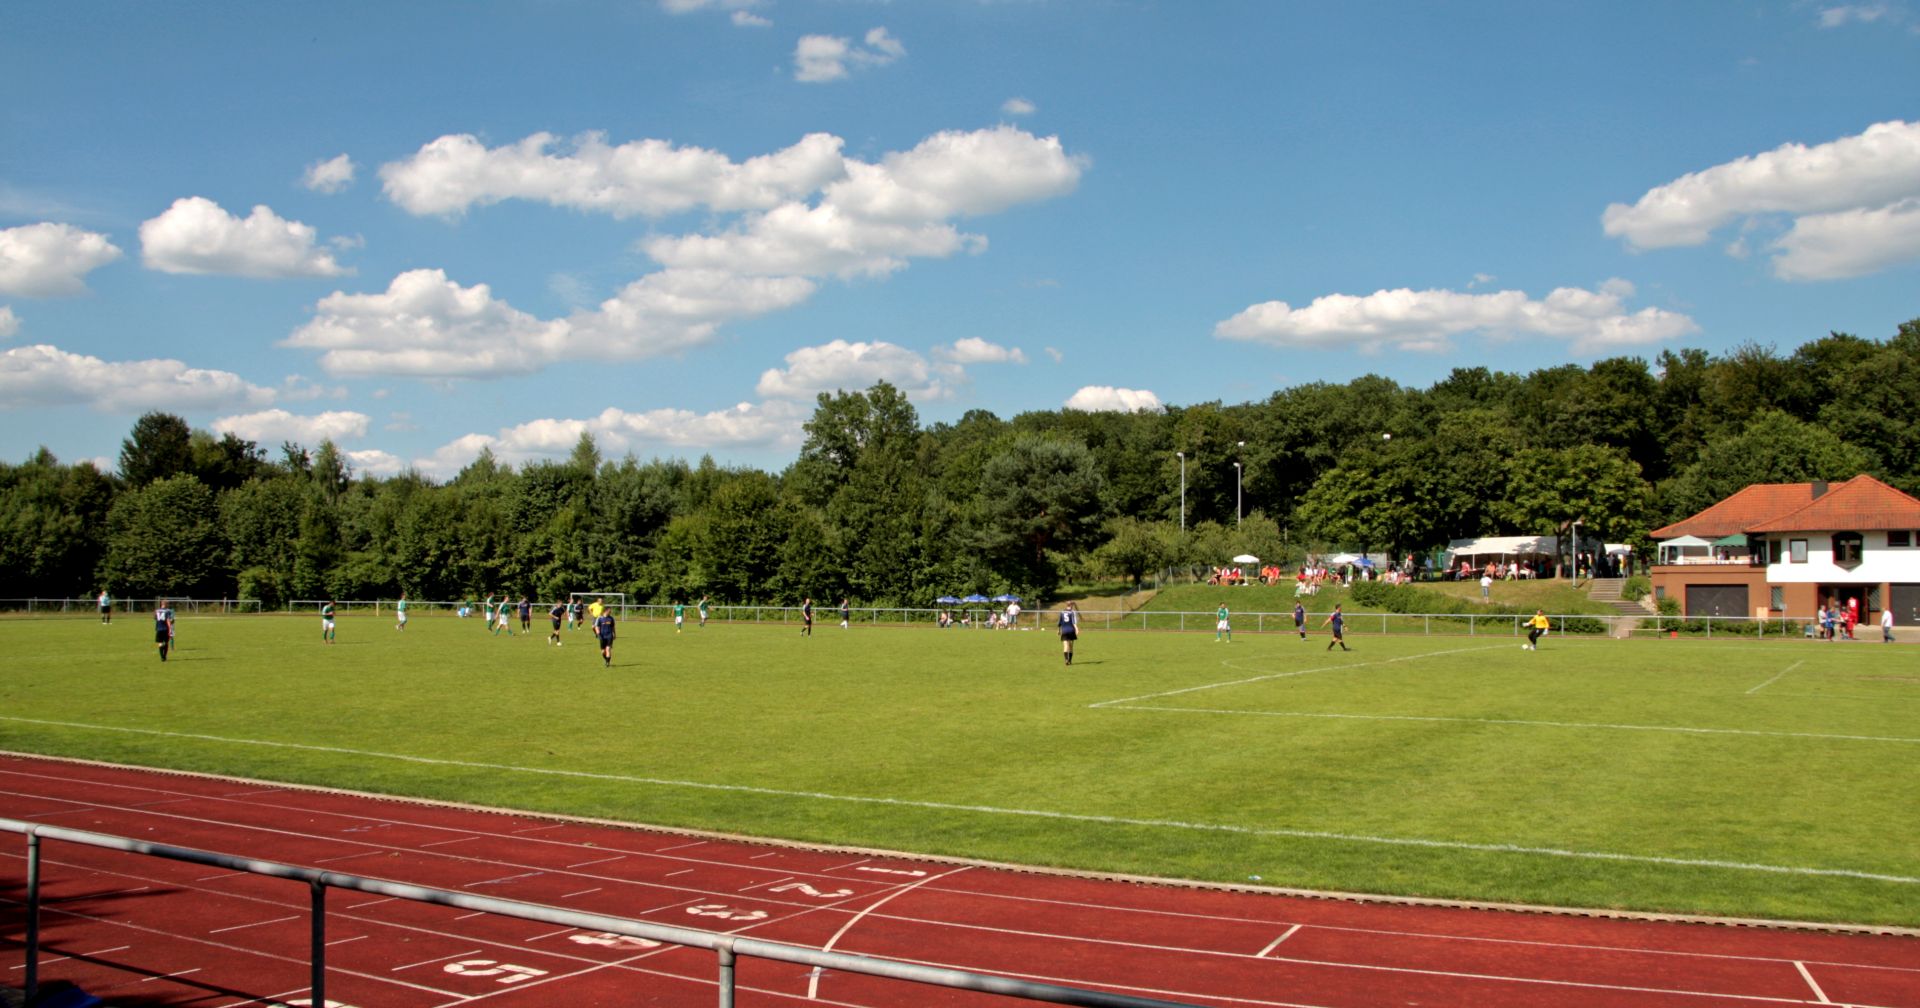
[1176,452,1186,532]
[1234,441,1246,528]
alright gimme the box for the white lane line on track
[4,722,1914,885]
[1794,961,1831,1003]
[562,887,601,897]
[1747,661,1805,695]
[566,855,623,868]
[208,914,300,934]
[1256,925,1303,956]
[393,948,481,972]
[1103,702,1920,744]
[807,865,974,1001]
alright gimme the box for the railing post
[25,830,42,1003]
[716,938,736,1008]
[311,877,327,1008]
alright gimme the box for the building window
[1770,586,1783,611]
[1789,539,1808,563]
[1832,532,1863,568]
[1892,530,1913,548]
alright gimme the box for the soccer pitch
[1,613,1915,927]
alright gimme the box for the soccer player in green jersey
[1215,603,1231,643]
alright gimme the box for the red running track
[2,752,1916,1008]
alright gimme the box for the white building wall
[1764,531,1920,584]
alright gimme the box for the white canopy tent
[1658,534,1712,565]
[1444,536,1559,561]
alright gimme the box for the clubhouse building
[1649,474,1920,625]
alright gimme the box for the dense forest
[4,321,1915,606]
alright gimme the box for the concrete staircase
[1586,578,1649,637]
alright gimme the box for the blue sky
[3,1,1917,479]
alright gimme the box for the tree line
[3,320,1914,607]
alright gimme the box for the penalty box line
[1089,644,1512,709]
[6,716,1915,887]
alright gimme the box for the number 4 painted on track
[769,882,854,899]
[686,903,770,921]
[570,931,664,949]
[444,959,549,983]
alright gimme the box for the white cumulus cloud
[755,339,954,400]
[936,337,1026,365]
[1002,97,1037,117]
[380,131,846,218]
[285,269,569,378]
[0,306,17,339]
[1602,120,1920,278]
[732,10,770,27]
[1064,386,1163,413]
[302,154,356,194]
[211,408,370,446]
[140,197,351,278]
[417,399,806,478]
[0,222,123,297]
[795,27,905,83]
[0,344,277,412]
[1214,283,1699,354]
[1770,198,1920,280]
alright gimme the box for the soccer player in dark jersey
[1321,604,1350,651]
[154,600,175,661]
[548,599,566,646]
[594,608,616,666]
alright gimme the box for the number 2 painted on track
[444,959,549,983]
[687,903,770,921]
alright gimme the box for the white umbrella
[1231,554,1259,564]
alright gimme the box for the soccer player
[593,607,616,666]
[1057,602,1079,666]
[99,589,113,624]
[493,596,513,636]
[567,598,583,631]
[154,599,174,661]
[1215,603,1231,643]
[840,597,850,628]
[518,596,532,634]
[698,595,710,628]
[1525,609,1549,650]
[548,598,566,645]
[673,600,685,633]
[395,594,409,631]
[482,595,496,632]
[1293,600,1307,640]
[1321,604,1350,651]
[321,599,337,645]
[800,597,813,636]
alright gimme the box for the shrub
[1621,575,1650,602]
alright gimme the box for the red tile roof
[1650,483,1814,539]
[1653,475,1920,539]
[1748,474,1920,533]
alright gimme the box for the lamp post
[1570,518,1582,581]
[1175,451,1186,532]
[1234,441,1246,528]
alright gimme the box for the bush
[1620,575,1650,602]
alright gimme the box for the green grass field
[2,611,1915,927]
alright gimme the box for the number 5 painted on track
[444,959,549,983]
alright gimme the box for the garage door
[1891,584,1920,626]
[1685,584,1748,618]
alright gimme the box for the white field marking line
[664,868,693,877]
[926,886,1920,974]
[1090,644,1510,707]
[4,723,1915,886]
[7,945,135,970]
[314,850,385,866]
[420,834,478,847]
[135,966,203,984]
[326,933,367,947]
[526,926,576,942]
[1747,661,1806,695]
[1794,961,1831,1003]
[561,887,601,898]
[471,871,542,886]
[10,897,470,998]
[566,854,623,868]
[510,823,562,834]
[1105,702,1920,745]
[1257,924,1303,956]
[0,781,874,915]
[807,864,974,1000]
[208,913,301,933]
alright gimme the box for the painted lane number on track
[444,959,549,983]
[769,882,854,899]
[570,931,664,950]
[687,903,770,921]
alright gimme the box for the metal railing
[0,597,263,616]
[4,817,1200,1008]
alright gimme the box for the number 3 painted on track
[686,903,770,921]
[444,959,549,982]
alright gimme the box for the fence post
[25,830,42,1003]
[717,938,737,1008]
[311,877,327,1007]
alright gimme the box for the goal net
[569,592,627,615]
